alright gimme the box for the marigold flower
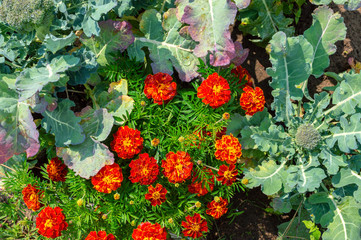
[162,151,193,183]
[85,230,115,240]
[217,164,238,186]
[215,134,242,164]
[22,184,43,211]
[132,222,167,240]
[114,193,120,200]
[91,163,123,193]
[181,213,208,239]
[188,168,214,197]
[197,72,231,108]
[110,126,144,159]
[239,85,265,116]
[145,183,167,206]
[206,197,228,219]
[36,206,68,239]
[129,153,159,185]
[231,66,253,87]
[47,157,68,182]
[144,72,177,105]
[151,138,160,147]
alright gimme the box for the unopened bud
[102,214,107,220]
[77,199,84,207]
[168,218,174,224]
[151,138,160,147]
[114,193,120,200]
[174,183,179,188]
[222,112,230,120]
[195,201,201,208]
[130,200,135,205]
[241,178,249,185]
[131,220,136,226]
[197,160,202,165]
[178,136,185,143]
[140,101,146,107]
[214,196,220,203]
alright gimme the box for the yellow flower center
[224,170,233,179]
[141,167,149,175]
[152,191,161,200]
[175,164,184,176]
[213,84,223,94]
[44,219,54,229]
[102,174,117,184]
[123,138,132,148]
[190,223,200,232]
[158,83,168,94]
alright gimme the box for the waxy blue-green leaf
[271,89,296,124]
[320,149,348,175]
[106,95,134,125]
[311,0,361,11]
[43,32,77,54]
[304,92,331,123]
[332,168,361,203]
[322,196,361,240]
[79,108,114,141]
[304,6,346,78]
[287,165,326,193]
[41,99,85,147]
[16,55,80,101]
[128,9,199,82]
[67,48,98,85]
[326,114,361,153]
[0,81,18,113]
[305,192,334,227]
[243,160,287,195]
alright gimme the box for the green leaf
[79,108,114,141]
[234,0,251,9]
[67,48,98,85]
[319,149,348,175]
[305,192,334,227]
[106,95,134,125]
[326,113,361,153]
[243,160,287,195]
[251,124,290,154]
[304,6,346,78]
[176,0,237,66]
[128,8,199,82]
[0,81,18,113]
[304,92,331,123]
[81,20,134,66]
[43,32,77,54]
[16,55,80,101]
[332,168,361,203]
[270,89,296,124]
[287,165,326,193]
[322,196,361,240]
[278,208,311,239]
[41,99,85,147]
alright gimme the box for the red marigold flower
[85,231,116,240]
[239,85,265,116]
[231,66,253,87]
[145,183,167,206]
[47,157,68,182]
[22,184,43,211]
[181,213,208,239]
[144,72,177,105]
[129,153,159,185]
[188,168,214,197]
[206,197,229,219]
[215,134,242,164]
[162,151,193,183]
[197,72,231,108]
[216,164,238,186]
[132,222,167,240]
[91,163,123,193]
[110,126,144,159]
[36,206,68,239]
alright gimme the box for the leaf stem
[0,164,15,172]
[280,198,304,239]
[4,60,21,69]
[320,182,329,193]
[84,83,99,109]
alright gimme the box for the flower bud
[140,101,146,107]
[197,160,202,165]
[222,112,230,120]
[131,220,136,226]
[241,178,249,185]
[114,193,120,200]
[151,138,160,147]
[130,200,135,205]
[102,214,107,220]
[174,183,179,188]
[178,136,185,143]
[214,196,220,203]
[77,198,84,207]
[195,201,201,208]
[168,218,174,224]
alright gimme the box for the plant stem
[4,60,21,69]
[320,182,329,193]
[280,198,304,239]
[84,83,99,109]
[0,164,15,172]
[160,0,167,13]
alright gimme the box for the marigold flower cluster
[129,153,159,185]
[188,168,214,197]
[145,183,167,206]
[197,72,231,108]
[110,126,143,159]
[85,230,115,240]
[162,151,193,183]
[36,206,68,239]
[47,157,68,182]
[206,197,229,219]
[144,72,177,105]
[239,85,265,116]
[215,134,242,164]
[132,222,167,240]
[231,65,253,87]
[181,213,208,239]
[22,184,43,211]
[91,163,123,193]
[217,164,238,186]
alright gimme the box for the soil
[207,2,361,240]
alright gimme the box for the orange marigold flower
[239,85,265,116]
[91,163,123,193]
[145,183,167,206]
[197,72,231,108]
[215,134,242,164]
[22,184,43,211]
[132,222,167,240]
[206,197,228,219]
[188,168,214,197]
[36,206,68,239]
[110,126,144,159]
[162,151,193,183]
[217,164,238,186]
[47,157,68,182]
[129,153,159,185]
[231,66,253,87]
[144,72,177,105]
[181,213,208,239]
[85,231,116,240]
